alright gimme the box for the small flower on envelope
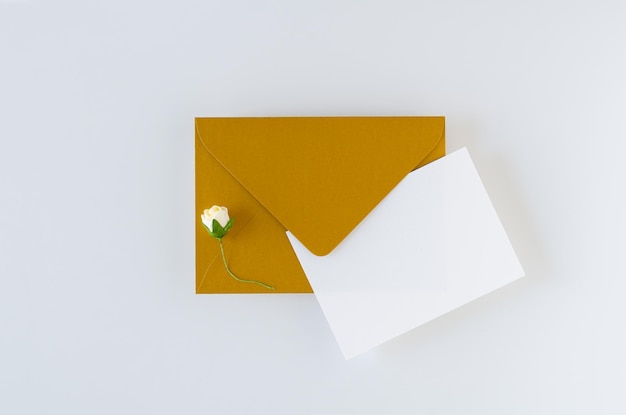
[201,206,233,240]
[201,205,275,291]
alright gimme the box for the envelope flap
[195,116,444,256]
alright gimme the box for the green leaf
[212,219,228,239]
[212,219,225,234]
[223,218,234,232]
[202,221,221,240]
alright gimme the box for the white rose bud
[202,206,229,231]
[201,205,234,240]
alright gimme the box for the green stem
[219,239,276,291]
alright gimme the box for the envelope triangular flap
[197,117,445,256]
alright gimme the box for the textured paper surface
[195,117,445,293]
[287,148,525,358]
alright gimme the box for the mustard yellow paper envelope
[195,117,445,293]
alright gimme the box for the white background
[1,1,625,413]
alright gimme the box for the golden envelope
[195,117,445,293]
